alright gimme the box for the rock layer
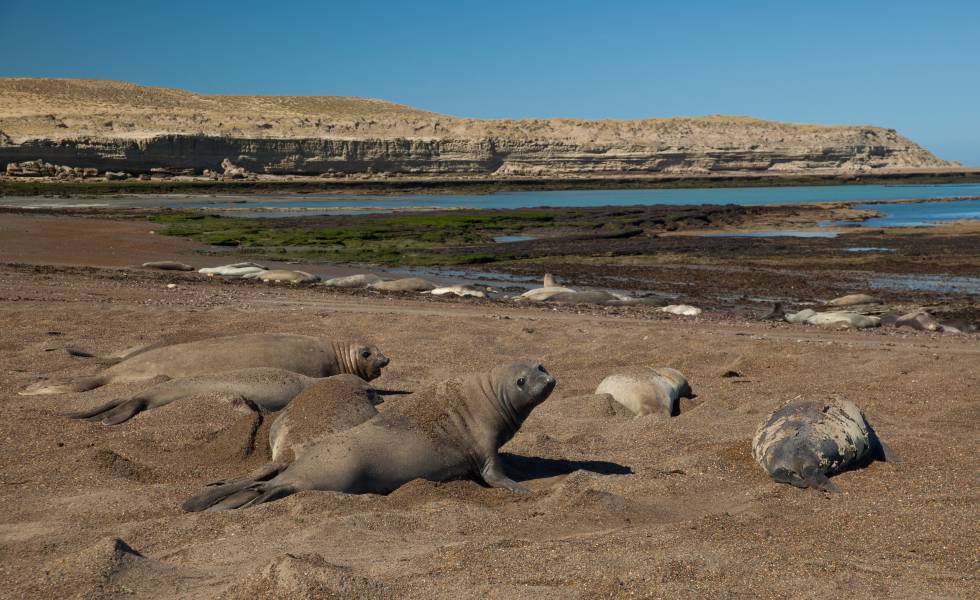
[0,78,952,176]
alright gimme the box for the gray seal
[21,334,389,395]
[66,368,330,426]
[752,399,894,492]
[182,360,556,511]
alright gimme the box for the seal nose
[379,355,390,367]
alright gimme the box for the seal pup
[369,278,437,292]
[21,334,388,395]
[65,368,376,426]
[826,293,880,307]
[752,398,894,492]
[594,367,692,416]
[244,270,320,284]
[268,374,383,463]
[321,274,382,288]
[141,261,194,271]
[661,304,702,316]
[182,360,556,511]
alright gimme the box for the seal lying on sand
[199,262,268,277]
[321,274,382,288]
[426,285,487,298]
[516,286,577,302]
[182,360,556,511]
[269,375,383,462]
[21,334,389,395]
[141,261,194,271]
[806,311,880,329]
[244,270,320,284]
[661,304,702,316]
[594,367,693,416]
[369,278,437,292]
[752,398,894,492]
[826,293,880,307]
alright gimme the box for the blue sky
[1,0,977,165]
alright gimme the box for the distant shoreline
[3,169,980,197]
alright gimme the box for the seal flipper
[803,470,841,493]
[66,398,125,420]
[20,374,109,395]
[98,398,150,426]
[480,455,531,495]
[182,462,288,512]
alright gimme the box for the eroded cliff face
[0,78,952,176]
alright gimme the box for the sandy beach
[0,213,976,599]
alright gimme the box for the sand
[0,219,977,598]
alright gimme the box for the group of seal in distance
[25,329,894,510]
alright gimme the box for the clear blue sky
[1,0,977,165]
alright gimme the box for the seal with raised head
[182,360,556,511]
[65,368,386,426]
[594,367,692,416]
[21,334,388,395]
[752,398,894,492]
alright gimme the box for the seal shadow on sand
[500,452,633,482]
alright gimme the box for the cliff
[0,78,952,177]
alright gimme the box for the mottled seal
[321,274,383,288]
[752,399,894,492]
[268,374,383,463]
[141,261,194,271]
[21,334,389,395]
[182,360,556,511]
[65,368,360,426]
[661,304,702,316]
[826,293,880,307]
[369,277,437,292]
[244,270,320,284]
[594,367,693,416]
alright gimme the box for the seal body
[806,311,880,329]
[67,367,320,425]
[322,274,382,288]
[22,334,389,395]
[428,285,486,298]
[369,278,437,292]
[517,286,576,302]
[595,367,692,416]
[826,293,880,307]
[245,270,319,284]
[141,261,194,271]
[199,263,268,277]
[752,399,892,492]
[269,374,382,462]
[661,304,702,316]
[183,360,556,511]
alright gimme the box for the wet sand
[0,214,977,598]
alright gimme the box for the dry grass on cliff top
[0,77,914,147]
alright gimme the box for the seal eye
[517,377,526,387]
[361,350,371,359]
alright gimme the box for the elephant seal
[542,273,558,287]
[66,367,324,425]
[894,310,942,332]
[661,304,702,316]
[594,367,692,416]
[826,293,880,307]
[182,360,556,511]
[244,270,320,284]
[784,308,816,324]
[199,262,268,277]
[321,274,382,288]
[141,261,194,271]
[806,311,881,329]
[427,285,487,298]
[752,398,894,492]
[516,286,576,302]
[369,277,437,292]
[269,375,382,463]
[21,334,389,395]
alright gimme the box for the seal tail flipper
[20,374,109,396]
[65,398,125,420]
[874,440,900,463]
[182,462,288,512]
[804,472,841,493]
[97,398,150,426]
[239,484,298,508]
